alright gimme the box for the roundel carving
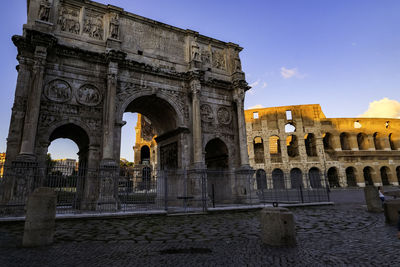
[76,84,102,106]
[217,106,231,125]
[44,79,72,103]
[200,104,213,122]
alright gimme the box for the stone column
[1,57,34,204]
[5,56,33,164]
[190,79,203,166]
[332,134,342,151]
[233,86,249,167]
[97,61,119,211]
[349,134,359,151]
[102,62,118,162]
[233,84,255,203]
[82,145,99,210]
[382,136,392,151]
[19,46,48,158]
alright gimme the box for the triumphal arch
[2,0,252,209]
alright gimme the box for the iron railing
[0,162,330,217]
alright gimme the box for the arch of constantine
[1,0,252,210]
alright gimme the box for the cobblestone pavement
[1,192,399,266]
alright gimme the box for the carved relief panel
[44,79,72,103]
[57,6,80,34]
[83,11,104,40]
[76,84,102,106]
[212,49,226,70]
[200,104,214,123]
[217,106,232,125]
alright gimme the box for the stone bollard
[260,207,296,246]
[383,199,400,225]
[363,186,383,212]
[23,187,57,247]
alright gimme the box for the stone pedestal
[97,160,119,211]
[260,207,296,247]
[23,187,56,247]
[5,157,39,207]
[383,199,400,225]
[364,186,383,212]
[234,166,257,204]
[187,167,208,210]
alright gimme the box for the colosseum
[245,104,400,189]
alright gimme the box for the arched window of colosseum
[345,167,357,187]
[380,166,391,186]
[309,167,322,188]
[304,133,317,156]
[140,145,150,164]
[269,136,281,163]
[253,137,265,164]
[327,167,340,188]
[354,120,362,128]
[389,133,397,150]
[286,135,298,157]
[269,136,280,154]
[285,123,296,133]
[290,168,303,188]
[256,169,267,190]
[323,133,333,150]
[272,168,285,189]
[286,110,292,120]
[373,132,383,150]
[340,133,351,150]
[396,166,400,184]
[357,133,369,150]
[363,166,375,186]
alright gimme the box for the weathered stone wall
[245,104,400,188]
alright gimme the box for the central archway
[119,94,184,171]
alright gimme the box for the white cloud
[359,98,400,118]
[248,104,264,109]
[280,67,305,79]
[249,79,260,87]
[261,82,268,89]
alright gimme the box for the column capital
[33,45,48,66]
[233,86,245,104]
[106,49,127,63]
[190,79,201,96]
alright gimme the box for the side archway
[205,138,230,203]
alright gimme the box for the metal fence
[0,163,330,218]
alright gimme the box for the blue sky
[0,0,399,162]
